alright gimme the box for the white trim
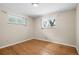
[76,48,79,54]
[33,38,76,48]
[75,45,79,54]
[0,38,76,49]
[0,38,32,49]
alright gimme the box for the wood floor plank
[0,39,78,55]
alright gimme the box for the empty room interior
[0,3,79,55]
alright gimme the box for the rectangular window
[8,15,26,25]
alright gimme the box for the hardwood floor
[0,39,78,55]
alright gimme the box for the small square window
[42,16,56,29]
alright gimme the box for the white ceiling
[0,3,77,16]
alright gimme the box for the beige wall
[0,9,76,48]
[76,4,79,53]
[0,11,34,47]
[34,10,76,47]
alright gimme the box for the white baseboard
[0,38,76,49]
[75,46,79,54]
[0,38,32,49]
[33,38,76,48]
[76,49,79,54]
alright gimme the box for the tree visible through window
[42,16,56,29]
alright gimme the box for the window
[8,15,26,25]
[42,16,56,29]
